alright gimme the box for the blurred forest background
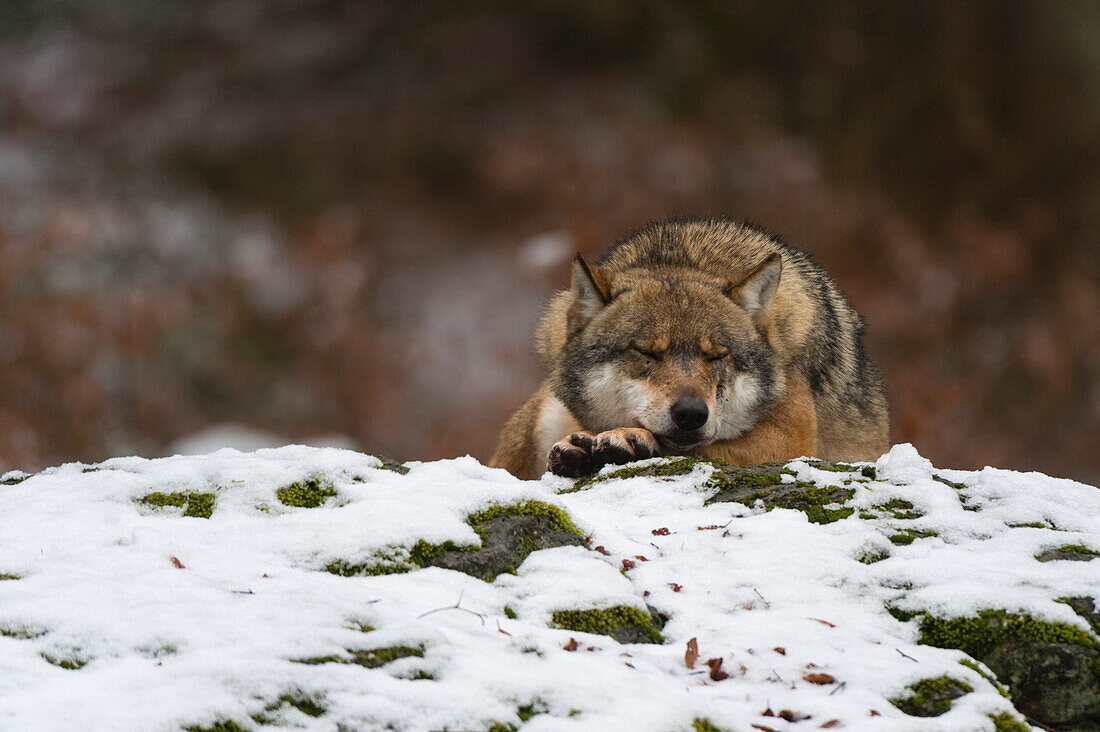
[1,1,1098,483]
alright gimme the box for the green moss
[1,625,47,639]
[988,712,1030,731]
[691,719,733,732]
[184,492,215,518]
[517,698,548,721]
[1007,521,1050,529]
[1034,544,1100,562]
[859,550,890,564]
[349,645,424,667]
[877,498,922,520]
[326,501,581,580]
[806,460,855,472]
[252,692,326,723]
[485,724,517,732]
[890,675,973,717]
[138,491,187,509]
[325,540,470,577]
[137,491,216,518]
[294,644,424,668]
[186,722,249,732]
[551,606,664,644]
[370,456,410,475]
[704,469,791,492]
[959,659,1010,698]
[887,605,919,622]
[0,573,20,580]
[769,485,855,525]
[861,465,878,480]
[41,651,88,670]
[504,606,517,619]
[932,474,968,491]
[889,529,938,545]
[467,500,584,537]
[350,622,375,633]
[325,558,410,577]
[407,539,468,566]
[276,477,337,508]
[918,609,1100,658]
[1,471,29,485]
[567,456,728,492]
[931,474,981,510]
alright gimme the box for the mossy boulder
[890,675,972,716]
[327,500,586,582]
[550,605,665,644]
[916,608,1100,730]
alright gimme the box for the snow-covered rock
[1,444,1098,731]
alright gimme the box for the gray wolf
[490,218,889,479]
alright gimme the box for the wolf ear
[567,253,614,333]
[726,253,781,323]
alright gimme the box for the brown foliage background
[1,1,1098,482]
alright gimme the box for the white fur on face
[535,394,582,457]
[583,363,726,446]
[582,364,648,432]
[713,372,763,440]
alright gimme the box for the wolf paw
[547,431,599,478]
[547,428,661,477]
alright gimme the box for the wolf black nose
[670,398,708,431]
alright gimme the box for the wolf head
[551,253,783,452]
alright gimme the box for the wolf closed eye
[490,217,890,480]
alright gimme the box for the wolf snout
[670,397,709,431]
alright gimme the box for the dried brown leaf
[685,637,699,669]
[706,657,729,681]
[803,673,836,685]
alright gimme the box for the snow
[1,444,1098,731]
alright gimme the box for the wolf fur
[491,218,889,479]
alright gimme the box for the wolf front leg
[490,383,584,480]
[695,372,818,464]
